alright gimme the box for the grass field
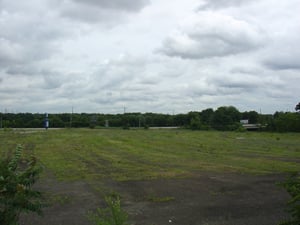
[1,128,299,181]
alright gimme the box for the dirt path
[20,173,290,225]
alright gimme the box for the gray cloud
[159,12,264,59]
[208,74,285,97]
[91,90,156,106]
[260,30,300,70]
[6,66,37,76]
[0,38,24,66]
[263,47,300,70]
[90,54,147,90]
[185,75,257,98]
[265,58,300,70]
[72,0,149,11]
[0,3,68,77]
[213,78,258,90]
[199,0,253,10]
[264,88,294,99]
[41,71,67,90]
[61,5,120,24]
[60,0,150,23]
[230,66,262,75]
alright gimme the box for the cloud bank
[0,0,299,114]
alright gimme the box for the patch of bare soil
[20,173,290,225]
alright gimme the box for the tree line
[0,105,299,132]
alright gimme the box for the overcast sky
[0,0,299,114]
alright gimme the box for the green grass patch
[0,129,299,181]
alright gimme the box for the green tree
[173,114,189,127]
[0,145,43,225]
[212,106,241,130]
[90,115,98,129]
[200,108,214,126]
[241,111,259,124]
[273,112,300,132]
[190,114,202,130]
[25,119,43,128]
[49,115,64,128]
[296,102,300,112]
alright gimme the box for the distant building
[240,119,249,124]
[240,119,263,130]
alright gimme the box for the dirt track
[20,172,290,225]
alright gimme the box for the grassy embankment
[0,129,299,181]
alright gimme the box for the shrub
[88,194,129,225]
[279,172,300,225]
[0,145,44,225]
[235,124,247,132]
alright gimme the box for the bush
[279,172,300,225]
[88,194,129,225]
[235,124,247,132]
[0,145,44,225]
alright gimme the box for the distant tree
[154,114,169,127]
[49,115,64,128]
[173,114,189,127]
[241,111,259,124]
[212,106,241,130]
[190,114,202,130]
[90,115,97,129]
[200,108,214,126]
[273,112,300,132]
[25,119,43,128]
[296,102,300,112]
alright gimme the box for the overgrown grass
[0,129,299,181]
